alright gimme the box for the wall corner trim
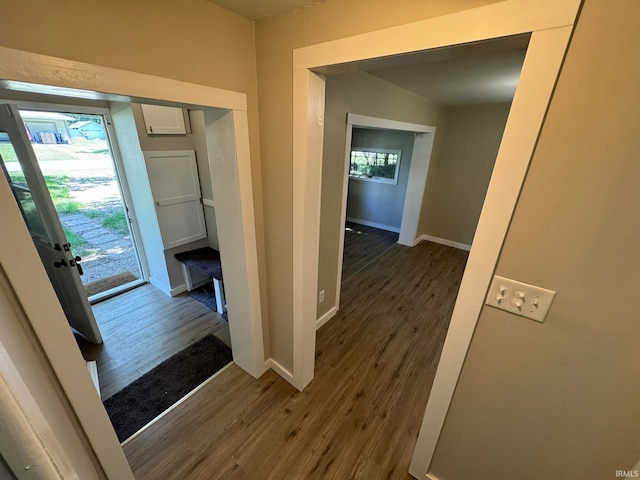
[415,235,471,251]
[316,306,338,330]
[265,358,295,385]
[347,217,400,234]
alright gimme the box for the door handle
[69,256,84,275]
[75,256,83,276]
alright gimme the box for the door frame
[0,46,266,479]
[344,114,436,248]
[291,0,582,476]
[319,113,435,329]
[1,99,151,297]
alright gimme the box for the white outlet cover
[485,275,556,323]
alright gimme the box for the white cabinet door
[140,105,187,135]
[144,150,206,249]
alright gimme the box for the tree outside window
[349,148,401,184]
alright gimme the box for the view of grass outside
[1,113,142,294]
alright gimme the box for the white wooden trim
[347,113,434,133]
[316,306,338,330]
[0,47,265,479]
[291,2,581,478]
[213,278,226,314]
[204,108,267,378]
[415,235,471,252]
[265,358,295,384]
[346,217,400,233]
[333,121,354,319]
[170,284,188,296]
[409,25,577,478]
[0,46,246,111]
[292,69,326,391]
[398,132,436,246]
[293,0,579,70]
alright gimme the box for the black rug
[189,284,228,321]
[104,334,232,442]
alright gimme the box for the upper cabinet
[140,104,187,135]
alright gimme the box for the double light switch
[485,275,556,323]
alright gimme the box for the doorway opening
[298,36,521,478]
[0,90,266,464]
[2,107,145,301]
[293,2,579,476]
[0,100,234,442]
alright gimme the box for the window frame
[348,147,402,185]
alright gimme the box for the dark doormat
[104,334,232,442]
[84,271,138,297]
[189,284,228,321]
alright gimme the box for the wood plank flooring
[342,221,398,282]
[79,284,230,400]
[124,235,468,479]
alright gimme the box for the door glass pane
[0,133,26,185]
[0,137,50,241]
[20,110,144,298]
[12,185,49,240]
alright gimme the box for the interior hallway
[123,230,468,479]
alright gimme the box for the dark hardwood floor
[123,227,468,479]
[79,284,230,400]
[342,221,398,281]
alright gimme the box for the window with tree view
[349,148,401,184]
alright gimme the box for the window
[349,148,401,184]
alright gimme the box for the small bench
[175,247,226,314]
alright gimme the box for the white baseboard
[346,217,400,233]
[170,279,210,297]
[415,234,471,251]
[170,284,188,296]
[265,358,295,384]
[316,306,337,330]
[426,473,441,480]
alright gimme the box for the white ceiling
[366,51,525,105]
[359,36,529,105]
[209,0,325,20]
[208,0,528,106]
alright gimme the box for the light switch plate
[485,275,556,323]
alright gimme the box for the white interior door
[0,104,102,344]
[144,150,207,249]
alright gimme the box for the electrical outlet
[319,290,325,303]
[486,275,556,323]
